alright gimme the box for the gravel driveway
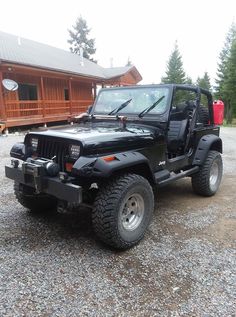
[0,127,235,316]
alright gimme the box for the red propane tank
[213,100,224,125]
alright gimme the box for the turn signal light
[103,156,116,162]
[66,162,73,172]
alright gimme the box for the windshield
[94,86,170,116]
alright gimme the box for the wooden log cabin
[0,31,142,133]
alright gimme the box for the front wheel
[92,174,154,249]
[191,150,223,196]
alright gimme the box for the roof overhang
[103,66,142,85]
[0,60,104,82]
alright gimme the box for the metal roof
[0,30,137,80]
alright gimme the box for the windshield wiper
[138,96,165,118]
[108,98,132,115]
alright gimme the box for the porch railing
[4,99,92,119]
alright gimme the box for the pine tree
[196,72,211,90]
[185,76,193,85]
[196,72,211,106]
[215,22,236,97]
[161,42,186,84]
[222,39,236,122]
[215,22,236,123]
[68,16,96,62]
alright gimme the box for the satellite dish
[2,79,18,91]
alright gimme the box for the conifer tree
[196,72,211,91]
[161,42,186,84]
[222,39,236,122]
[185,76,193,85]
[68,16,96,62]
[215,22,236,97]
[215,22,236,122]
[196,72,211,106]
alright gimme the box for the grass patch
[222,118,236,127]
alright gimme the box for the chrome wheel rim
[121,193,144,231]
[210,161,219,187]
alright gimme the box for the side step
[154,169,171,183]
[156,166,199,187]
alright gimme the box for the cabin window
[18,84,38,101]
[64,88,69,100]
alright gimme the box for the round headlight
[30,137,38,151]
[69,144,81,160]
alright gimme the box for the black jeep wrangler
[5,84,223,249]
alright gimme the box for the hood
[29,122,160,155]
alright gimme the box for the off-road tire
[191,150,223,196]
[197,106,209,125]
[14,181,57,213]
[92,174,154,250]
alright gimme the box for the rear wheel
[14,182,57,213]
[191,150,223,196]
[92,174,154,249]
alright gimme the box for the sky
[0,0,235,85]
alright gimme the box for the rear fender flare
[193,134,222,165]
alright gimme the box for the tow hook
[11,159,19,168]
[57,200,68,214]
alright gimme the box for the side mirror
[2,79,18,91]
[87,105,93,114]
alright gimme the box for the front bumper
[5,163,82,204]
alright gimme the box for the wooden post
[0,70,7,121]
[93,83,97,100]
[68,79,72,115]
[40,76,46,118]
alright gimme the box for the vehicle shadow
[3,204,98,252]
[5,178,201,252]
[29,205,94,237]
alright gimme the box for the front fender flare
[72,151,154,180]
[193,134,222,165]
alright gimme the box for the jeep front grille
[37,138,68,172]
